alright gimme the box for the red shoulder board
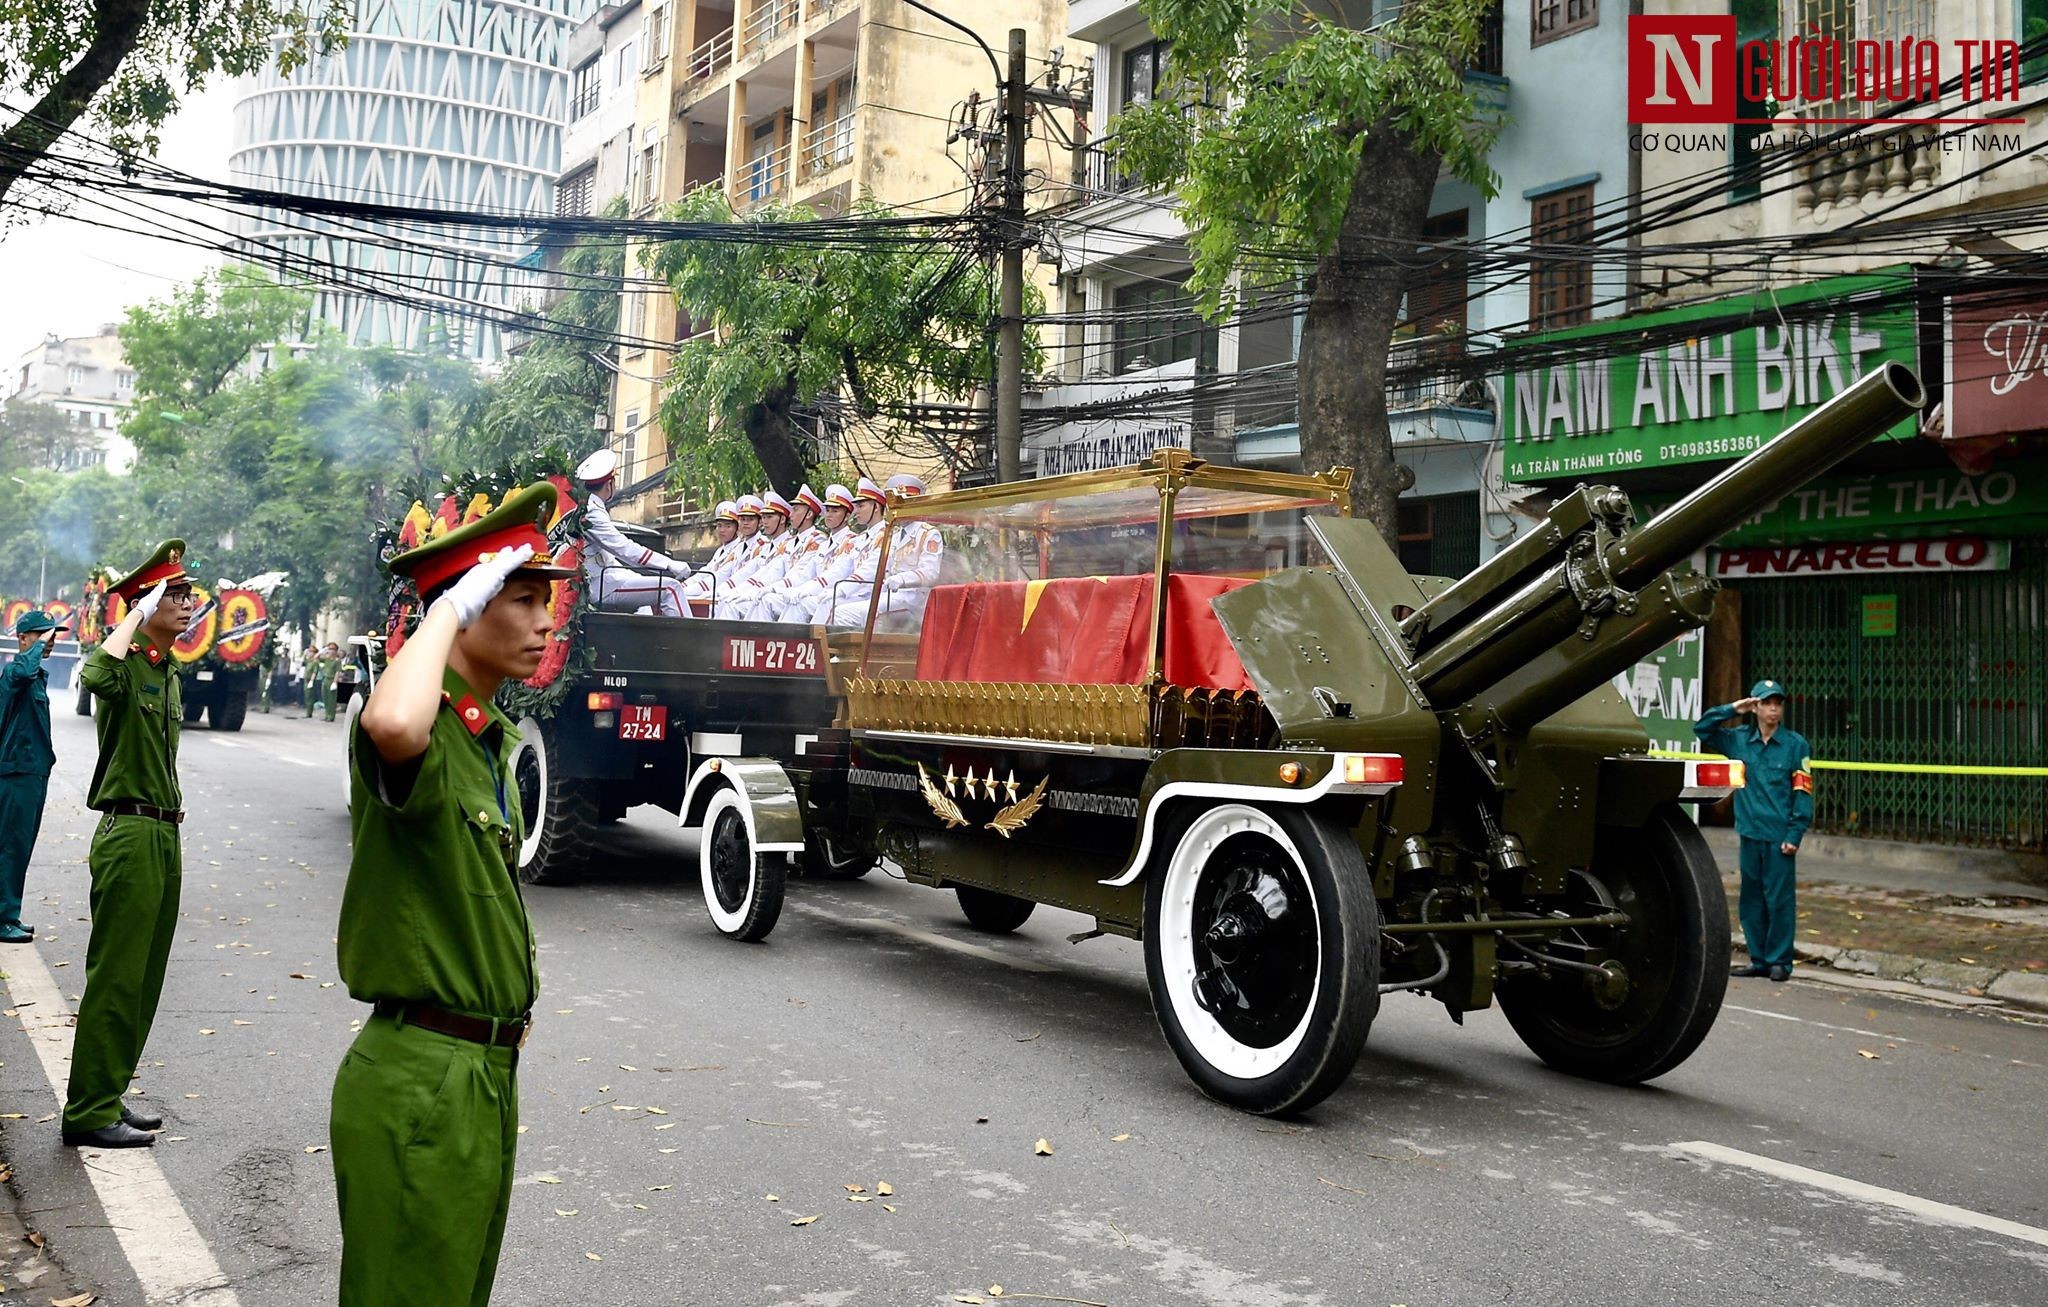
[447,692,491,737]
[1792,770,1814,793]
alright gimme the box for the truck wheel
[799,828,875,881]
[1144,802,1378,1116]
[512,715,594,887]
[955,885,1036,933]
[700,788,785,942]
[1497,803,1730,1085]
[212,692,248,733]
[182,694,205,725]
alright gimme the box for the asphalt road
[1,706,2044,1306]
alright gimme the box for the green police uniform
[329,483,566,1306]
[1694,680,1814,973]
[0,612,66,940]
[64,544,188,1136]
[305,652,338,718]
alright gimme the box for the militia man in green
[63,541,196,1148]
[0,609,69,943]
[330,484,567,1305]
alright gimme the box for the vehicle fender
[678,756,805,852]
[1099,747,1400,887]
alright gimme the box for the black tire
[800,827,876,881]
[74,678,91,717]
[511,714,594,886]
[699,787,785,942]
[182,693,205,724]
[954,884,1036,933]
[1496,803,1730,1084]
[212,691,248,733]
[1143,802,1379,1116]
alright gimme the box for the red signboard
[1946,293,2048,444]
[721,635,823,676]
[618,704,667,741]
[1714,536,2010,580]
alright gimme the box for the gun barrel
[1607,361,1924,591]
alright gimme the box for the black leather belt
[105,802,184,824]
[374,1000,530,1049]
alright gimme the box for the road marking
[1725,1004,1908,1043]
[788,902,1055,972]
[4,945,243,1305]
[1672,1141,2048,1250]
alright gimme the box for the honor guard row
[573,454,945,627]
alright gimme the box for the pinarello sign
[1627,15,2023,125]
[1713,537,2010,579]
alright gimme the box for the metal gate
[1740,537,2048,851]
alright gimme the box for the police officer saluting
[1694,679,1814,983]
[63,541,196,1148]
[330,484,569,1305]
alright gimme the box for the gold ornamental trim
[985,776,1049,838]
[844,678,1155,749]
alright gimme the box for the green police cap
[110,539,192,601]
[13,609,67,636]
[389,482,576,594]
[1750,679,1787,701]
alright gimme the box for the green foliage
[646,187,1034,496]
[119,267,313,459]
[1112,0,1503,316]
[0,465,123,599]
[0,396,96,474]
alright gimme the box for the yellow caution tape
[1649,749,2048,777]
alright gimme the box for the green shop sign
[1651,455,2048,545]
[1502,270,1919,482]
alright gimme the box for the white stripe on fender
[1671,1141,2048,1249]
[4,946,243,1305]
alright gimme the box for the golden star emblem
[943,765,958,798]
[1002,770,1020,803]
[962,766,980,800]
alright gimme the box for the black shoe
[1731,962,1769,977]
[121,1105,164,1131]
[62,1122,156,1148]
[1768,964,1792,982]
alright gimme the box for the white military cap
[735,494,764,516]
[794,483,825,515]
[824,483,855,510]
[760,490,793,517]
[574,448,619,483]
[714,499,739,524]
[884,473,928,497]
[855,476,886,505]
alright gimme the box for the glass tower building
[230,0,594,361]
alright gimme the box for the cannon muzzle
[1407,363,1924,718]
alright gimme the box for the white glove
[431,544,534,629]
[134,579,168,621]
[665,557,693,580]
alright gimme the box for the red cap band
[115,561,190,602]
[405,522,554,595]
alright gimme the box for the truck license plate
[618,705,667,741]
[721,636,822,675]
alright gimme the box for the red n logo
[1628,16,1737,124]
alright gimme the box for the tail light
[1341,754,1403,787]
[1681,758,1745,797]
[587,692,621,711]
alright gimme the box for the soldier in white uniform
[746,485,827,621]
[575,449,693,617]
[681,500,741,610]
[820,477,890,627]
[760,484,853,622]
[716,491,796,619]
[875,473,945,625]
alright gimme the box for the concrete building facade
[231,0,597,362]
[7,327,137,473]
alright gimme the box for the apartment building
[558,0,1067,526]
[8,327,138,473]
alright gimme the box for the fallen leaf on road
[1014,1031,1041,1042]
[289,973,313,980]
[1111,1134,1131,1143]
[619,1064,638,1072]
[304,1145,326,1154]
[584,1252,602,1261]
[164,1136,188,1142]
[1034,1139,1053,1156]
[51,1294,94,1307]
[659,1147,679,1154]
[535,1175,562,1184]
[876,1181,894,1196]
[319,982,335,988]
[648,1185,672,1192]
[554,1209,578,1217]
[844,1183,866,1193]
[1858,1049,1881,1060]
[517,1126,529,1135]
[631,1203,647,1211]
[882,1204,897,1213]
[764,1195,780,1202]
[746,1119,811,1129]
[0,1114,23,1120]
[645,1107,667,1115]
[848,1195,873,1203]
[232,1020,254,1027]
[954,1297,985,1305]
[34,1114,53,1124]
[1960,956,1977,964]
[654,1123,676,1131]
[26,1230,45,1247]
[790,1214,819,1226]
[555,1008,573,1015]
[199,1029,215,1036]
[976,1116,989,1124]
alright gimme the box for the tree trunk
[1297,118,1444,549]
[0,0,154,211]
[742,383,808,497]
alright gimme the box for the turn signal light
[587,692,621,711]
[1343,754,1403,786]
[1693,760,1747,789]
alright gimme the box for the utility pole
[995,27,1027,484]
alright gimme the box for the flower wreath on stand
[368,448,599,724]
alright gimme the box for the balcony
[684,27,734,87]
[734,140,791,207]
[1791,122,1938,223]
[802,114,855,178]
[742,0,799,55]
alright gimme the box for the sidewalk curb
[1733,935,2048,1014]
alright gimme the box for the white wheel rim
[1157,803,1322,1081]
[699,788,757,934]
[515,715,547,870]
